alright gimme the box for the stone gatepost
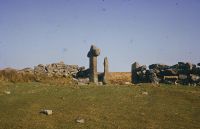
[103,57,109,84]
[131,62,140,84]
[87,45,100,84]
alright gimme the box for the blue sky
[0,0,200,71]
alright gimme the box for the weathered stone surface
[131,62,147,84]
[98,82,103,85]
[142,91,148,95]
[89,57,98,83]
[191,67,200,75]
[125,82,131,85]
[103,57,109,84]
[40,109,53,115]
[77,78,90,85]
[33,62,82,78]
[132,62,140,71]
[87,45,100,84]
[76,118,85,124]
[190,74,200,82]
[179,74,188,80]
[178,62,192,74]
[19,67,34,74]
[87,45,100,57]
[46,62,67,77]
[160,69,178,76]
[148,69,160,84]
[34,64,47,76]
[131,62,140,84]
[163,76,178,85]
[131,61,200,85]
[186,62,193,70]
[76,68,90,78]
[4,91,11,95]
[142,62,200,85]
[149,64,169,70]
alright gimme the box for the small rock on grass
[98,82,103,86]
[125,82,131,85]
[4,91,11,95]
[61,97,65,100]
[40,109,53,115]
[142,91,148,95]
[76,117,85,124]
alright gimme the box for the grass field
[0,82,200,129]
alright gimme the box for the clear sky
[0,0,199,72]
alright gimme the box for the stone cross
[87,45,100,84]
[103,57,109,84]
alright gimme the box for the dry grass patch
[0,68,74,85]
[108,72,131,84]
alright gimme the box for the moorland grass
[0,82,200,129]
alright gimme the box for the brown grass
[0,68,132,85]
[0,68,73,85]
[0,68,131,85]
[108,72,131,84]
[0,68,35,82]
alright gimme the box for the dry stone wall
[0,62,85,83]
[33,62,84,78]
[132,62,200,86]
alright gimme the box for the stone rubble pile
[20,61,84,78]
[132,62,200,86]
[18,67,34,74]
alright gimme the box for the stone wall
[0,62,84,83]
[33,61,84,78]
[132,62,200,86]
[33,62,78,77]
